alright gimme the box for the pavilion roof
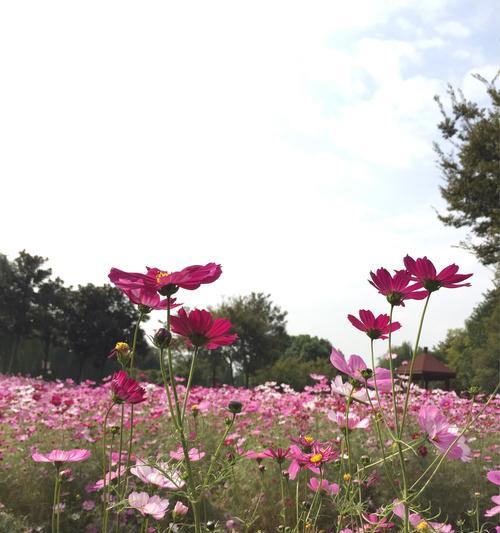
[397,352,456,377]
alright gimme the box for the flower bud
[153,328,172,349]
[258,464,266,474]
[206,521,216,531]
[360,368,373,380]
[360,455,370,466]
[227,400,243,414]
[191,404,200,417]
[343,473,351,483]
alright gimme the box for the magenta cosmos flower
[369,267,427,306]
[111,371,146,404]
[170,308,237,349]
[288,443,338,479]
[109,262,221,294]
[32,449,91,464]
[348,310,401,340]
[330,347,393,392]
[403,255,472,293]
[308,477,339,496]
[417,405,471,462]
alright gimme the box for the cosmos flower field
[0,375,499,532]
[1,256,499,532]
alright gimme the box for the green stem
[51,469,60,533]
[115,404,125,493]
[181,346,199,424]
[279,468,287,527]
[101,403,114,533]
[205,415,235,483]
[165,295,201,533]
[129,312,144,371]
[399,294,431,435]
[387,306,400,435]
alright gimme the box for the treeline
[0,251,149,381]
[0,251,335,387]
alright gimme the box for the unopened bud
[153,328,172,349]
[360,455,370,466]
[343,473,351,483]
[258,464,265,474]
[227,400,243,414]
[281,470,289,479]
[191,404,200,417]
[360,368,373,380]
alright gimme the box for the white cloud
[0,0,494,362]
[436,20,471,38]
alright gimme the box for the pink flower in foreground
[328,411,370,431]
[122,286,179,311]
[369,267,428,306]
[170,308,237,349]
[486,470,500,517]
[32,449,91,464]
[170,446,206,462]
[130,459,185,489]
[145,263,222,293]
[88,466,126,492]
[288,444,338,479]
[487,470,500,486]
[307,477,339,496]
[111,371,146,404]
[109,263,221,297]
[128,492,169,520]
[362,512,394,530]
[330,348,393,392]
[417,405,471,462]
[403,255,472,293]
[393,501,454,532]
[173,501,189,518]
[348,310,401,340]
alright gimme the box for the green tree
[210,293,289,387]
[64,284,148,381]
[434,74,500,266]
[32,278,70,378]
[0,251,51,372]
[435,287,499,392]
[377,341,413,369]
[284,334,332,361]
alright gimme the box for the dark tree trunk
[42,336,51,379]
[7,335,20,374]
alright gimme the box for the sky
[0,1,498,362]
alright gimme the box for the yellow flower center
[115,342,129,353]
[191,404,200,411]
[155,271,170,284]
[304,435,314,444]
[310,453,323,464]
[416,522,430,532]
[343,473,351,482]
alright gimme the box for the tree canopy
[434,74,500,267]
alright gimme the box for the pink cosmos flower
[347,310,401,340]
[32,449,91,464]
[362,512,394,530]
[369,267,428,306]
[128,491,169,520]
[170,308,237,349]
[111,371,146,404]
[307,477,339,496]
[328,411,370,431]
[121,286,179,311]
[170,446,205,462]
[330,376,373,404]
[288,443,338,479]
[109,263,221,295]
[262,447,292,464]
[130,459,185,489]
[173,501,189,517]
[486,470,500,517]
[330,348,393,393]
[88,466,126,492]
[417,405,471,462]
[145,263,222,292]
[403,255,472,293]
[393,501,454,532]
[82,500,95,511]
